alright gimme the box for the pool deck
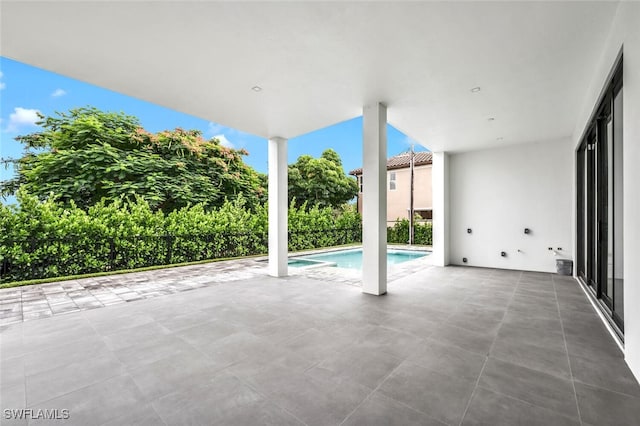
[0,246,431,326]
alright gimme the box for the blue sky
[0,56,426,203]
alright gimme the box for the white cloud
[214,134,234,148]
[207,122,251,149]
[207,121,248,137]
[10,107,40,126]
[4,107,41,133]
[207,122,224,136]
[51,88,67,97]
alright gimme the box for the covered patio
[2,1,640,424]
[2,262,639,426]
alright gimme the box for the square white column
[432,151,450,266]
[268,137,288,277]
[362,103,387,295]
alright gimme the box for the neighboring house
[349,151,432,224]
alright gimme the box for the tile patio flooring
[0,258,269,326]
[0,250,429,327]
[1,262,639,425]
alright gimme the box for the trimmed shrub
[0,191,361,283]
[387,219,432,245]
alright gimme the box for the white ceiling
[1,1,619,152]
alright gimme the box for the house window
[389,172,396,190]
[414,209,432,220]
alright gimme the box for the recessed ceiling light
[488,117,495,121]
[470,87,481,93]
[251,86,262,92]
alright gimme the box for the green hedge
[0,191,361,283]
[387,219,433,245]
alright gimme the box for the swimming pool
[287,258,335,268]
[289,248,428,270]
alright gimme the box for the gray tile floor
[1,264,639,425]
[0,247,429,326]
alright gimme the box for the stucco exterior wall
[355,164,432,223]
[449,139,573,273]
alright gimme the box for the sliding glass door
[577,61,623,335]
[612,86,624,329]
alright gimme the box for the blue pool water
[287,259,328,268]
[290,248,428,270]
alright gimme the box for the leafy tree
[1,107,266,211]
[288,149,358,209]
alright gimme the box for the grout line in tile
[339,360,428,426]
[458,357,489,426]
[474,384,582,423]
[228,370,310,426]
[458,269,519,425]
[554,275,584,426]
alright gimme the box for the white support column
[432,151,450,266]
[268,137,288,277]
[362,103,387,295]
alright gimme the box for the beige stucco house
[350,151,433,224]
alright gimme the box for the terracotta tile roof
[349,151,432,175]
